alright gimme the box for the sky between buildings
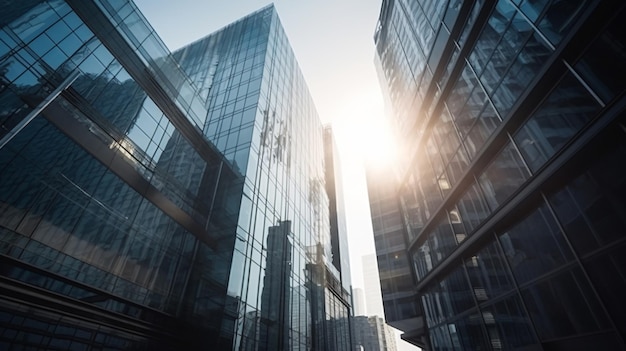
[132,1,415,349]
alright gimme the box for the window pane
[575,10,626,103]
[482,294,538,350]
[439,266,475,316]
[465,240,514,302]
[521,268,611,340]
[454,312,490,350]
[498,204,574,284]
[538,0,587,45]
[468,0,516,75]
[428,216,458,265]
[514,71,600,172]
[584,244,626,338]
[456,181,490,232]
[478,142,530,210]
[492,31,552,117]
[548,140,626,255]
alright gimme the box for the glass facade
[352,315,398,351]
[371,0,626,349]
[1,1,353,350]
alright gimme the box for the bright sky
[133,1,413,349]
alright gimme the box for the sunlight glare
[332,89,397,170]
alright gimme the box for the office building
[353,287,366,316]
[306,126,353,351]
[0,1,352,349]
[370,0,626,349]
[362,254,386,318]
[352,315,398,351]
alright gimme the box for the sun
[331,90,397,170]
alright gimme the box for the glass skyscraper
[370,0,626,350]
[0,1,353,350]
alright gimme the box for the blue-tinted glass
[480,13,532,94]
[518,0,549,22]
[133,108,159,137]
[28,34,54,56]
[0,37,10,58]
[482,294,538,349]
[50,0,72,18]
[492,32,552,117]
[538,0,587,45]
[46,19,72,43]
[459,0,484,46]
[443,0,462,28]
[58,33,82,56]
[469,0,515,75]
[445,146,469,185]
[478,142,530,210]
[575,12,626,103]
[42,46,67,70]
[521,268,611,341]
[463,103,499,159]
[73,24,94,42]
[498,204,573,284]
[414,241,433,280]
[2,56,28,81]
[440,266,474,316]
[456,181,490,232]
[61,12,82,30]
[9,3,59,43]
[454,312,490,350]
[430,324,454,350]
[92,44,115,67]
[514,71,600,172]
[428,216,458,265]
[584,244,626,338]
[142,35,169,61]
[448,64,476,117]
[13,69,39,89]
[31,195,84,251]
[428,27,450,69]
[549,140,626,255]
[1,28,18,50]
[465,240,514,302]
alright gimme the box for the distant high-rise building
[353,287,366,316]
[362,253,386,318]
[371,0,626,350]
[0,1,353,350]
[353,315,398,351]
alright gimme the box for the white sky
[132,1,416,349]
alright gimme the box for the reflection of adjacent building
[259,220,292,350]
[307,243,353,351]
[370,0,626,350]
[0,1,352,350]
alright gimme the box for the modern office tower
[323,127,352,295]
[304,126,353,351]
[0,1,353,350]
[370,0,626,350]
[352,315,398,351]
[361,253,387,318]
[353,287,366,316]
